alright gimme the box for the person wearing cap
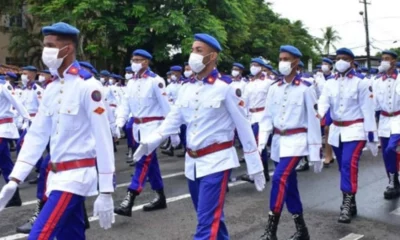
[132,33,265,239]
[241,57,274,184]
[5,72,25,132]
[0,22,116,237]
[318,47,378,224]
[231,62,247,94]
[262,63,274,80]
[99,70,110,85]
[258,45,322,240]
[183,61,194,81]
[114,49,170,216]
[0,75,30,209]
[373,50,400,200]
[125,66,133,81]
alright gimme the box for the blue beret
[233,63,244,70]
[116,75,124,80]
[125,66,132,72]
[316,65,322,69]
[336,48,355,59]
[166,71,172,75]
[280,45,302,58]
[251,58,265,66]
[22,66,37,72]
[0,75,5,80]
[298,61,305,68]
[39,70,51,75]
[370,68,378,74]
[132,49,152,60]
[264,64,273,70]
[382,50,398,59]
[194,33,222,52]
[322,57,333,65]
[42,22,79,36]
[79,61,98,74]
[184,62,189,66]
[100,70,111,76]
[361,67,368,72]
[397,62,400,68]
[6,72,18,79]
[110,74,118,79]
[170,65,182,72]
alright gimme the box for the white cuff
[146,133,165,155]
[308,144,322,162]
[10,161,35,182]
[244,150,264,176]
[98,173,114,193]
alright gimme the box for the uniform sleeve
[152,77,170,116]
[372,79,382,111]
[359,79,377,133]
[115,89,130,125]
[304,87,322,162]
[259,86,275,144]
[317,81,331,118]
[83,83,115,193]
[10,94,52,182]
[225,86,263,175]
[2,85,30,119]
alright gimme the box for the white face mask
[171,75,177,81]
[189,53,211,73]
[131,62,143,72]
[109,79,114,85]
[42,46,68,70]
[167,78,171,83]
[125,73,133,79]
[321,65,330,73]
[231,70,240,77]
[21,74,29,86]
[335,60,351,73]
[250,66,261,76]
[379,61,391,73]
[38,75,46,82]
[100,77,105,84]
[279,61,293,76]
[184,70,193,78]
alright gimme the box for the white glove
[133,143,148,162]
[258,143,266,154]
[116,118,125,128]
[0,181,18,212]
[250,171,265,192]
[312,161,323,173]
[170,135,180,148]
[93,194,115,230]
[366,142,378,157]
[115,127,121,139]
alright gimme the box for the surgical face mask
[379,61,391,73]
[335,60,351,73]
[167,78,171,83]
[109,79,114,85]
[279,61,293,76]
[100,77,105,84]
[38,75,46,82]
[231,70,240,77]
[321,65,330,73]
[21,74,29,86]
[184,70,193,78]
[250,66,261,76]
[188,53,211,73]
[41,46,68,69]
[171,75,177,81]
[125,73,133,79]
[131,62,143,72]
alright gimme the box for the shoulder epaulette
[220,75,232,84]
[144,70,157,78]
[355,73,365,79]
[0,80,5,85]
[301,80,312,87]
[78,68,92,80]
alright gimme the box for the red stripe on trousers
[209,170,229,240]
[396,152,400,172]
[38,192,73,240]
[137,154,152,193]
[350,141,365,194]
[273,157,299,213]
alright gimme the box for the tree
[375,47,400,58]
[319,26,341,55]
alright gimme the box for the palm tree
[320,26,341,55]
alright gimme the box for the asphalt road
[0,140,400,240]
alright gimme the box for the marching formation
[0,21,399,240]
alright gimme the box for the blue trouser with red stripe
[37,154,51,201]
[381,136,400,174]
[180,124,187,150]
[332,140,366,194]
[0,138,14,183]
[29,191,85,240]
[270,157,303,214]
[128,150,163,192]
[188,170,230,240]
[252,123,268,164]
[125,117,135,148]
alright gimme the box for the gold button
[196,92,199,95]
[195,108,198,111]
[58,100,61,104]
[60,90,63,94]
[195,99,199,102]
[56,132,58,134]
[68,110,70,113]
[60,81,64,84]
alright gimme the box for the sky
[270,0,400,56]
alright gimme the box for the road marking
[18,171,185,207]
[340,233,364,240]
[390,207,400,215]
[0,179,254,240]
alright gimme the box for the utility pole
[360,0,371,69]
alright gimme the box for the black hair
[56,34,79,49]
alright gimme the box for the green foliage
[375,48,400,58]
[4,0,320,75]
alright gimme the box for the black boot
[240,174,254,183]
[264,161,270,182]
[5,188,22,208]
[338,193,353,223]
[288,214,310,240]
[340,193,357,216]
[83,203,90,229]
[113,141,117,153]
[16,199,45,234]
[143,189,167,212]
[295,157,309,172]
[161,146,174,157]
[259,212,280,240]
[384,173,400,200]
[126,148,134,164]
[114,190,137,217]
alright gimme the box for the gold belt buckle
[51,162,57,173]
[189,150,198,157]
[389,112,394,117]
[138,118,143,123]
[280,129,287,136]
